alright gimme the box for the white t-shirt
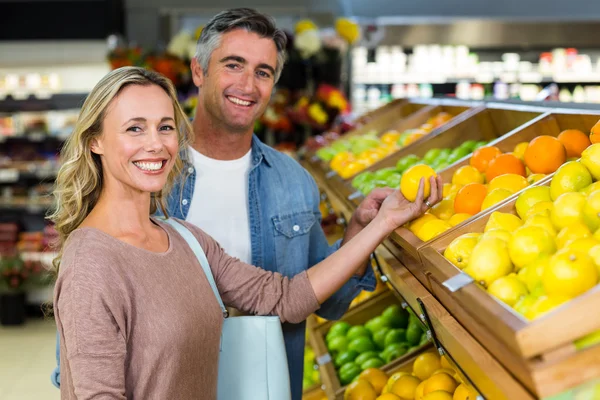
[185,146,253,264]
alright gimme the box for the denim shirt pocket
[272,210,317,275]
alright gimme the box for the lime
[360,357,385,370]
[385,173,402,188]
[348,336,376,354]
[351,171,374,189]
[382,304,409,329]
[419,333,429,346]
[374,167,399,180]
[334,349,359,368]
[384,328,407,347]
[396,154,421,173]
[423,148,442,165]
[383,346,408,363]
[346,325,371,341]
[406,324,422,346]
[460,140,478,151]
[339,362,362,385]
[328,321,351,337]
[355,351,380,366]
[365,316,392,334]
[372,327,391,350]
[328,335,349,354]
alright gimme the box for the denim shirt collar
[181,134,272,169]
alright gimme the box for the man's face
[192,29,278,133]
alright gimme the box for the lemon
[589,244,600,275]
[525,201,554,218]
[527,174,547,185]
[517,256,550,292]
[431,368,456,376]
[345,379,377,400]
[488,173,528,193]
[340,162,367,179]
[485,212,523,232]
[524,214,557,237]
[442,183,453,198]
[417,220,452,242]
[385,372,411,394]
[452,384,474,400]
[550,161,593,200]
[452,165,484,186]
[513,294,539,317]
[513,142,529,160]
[390,375,421,399]
[412,352,441,381]
[423,373,457,395]
[440,355,452,370]
[410,214,438,234]
[580,181,600,196]
[567,237,600,254]
[515,186,552,219]
[422,392,453,400]
[444,233,480,269]
[414,381,426,400]
[508,226,556,269]
[376,394,401,400]
[550,192,587,230]
[448,213,472,226]
[583,190,600,231]
[556,222,591,249]
[542,249,598,299]
[481,228,512,243]
[430,198,455,221]
[401,164,437,202]
[487,274,529,307]
[525,294,571,320]
[481,188,514,210]
[580,143,600,180]
[468,238,514,287]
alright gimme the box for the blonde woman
[49,66,442,399]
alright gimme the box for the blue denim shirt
[52,134,376,400]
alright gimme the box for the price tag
[442,272,474,292]
[348,191,363,201]
[316,353,332,366]
[0,169,19,183]
[325,171,337,179]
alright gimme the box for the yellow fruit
[551,192,587,230]
[345,379,378,400]
[550,161,593,200]
[417,220,453,242]
[467,238,514,287]
[410,214,438,234]
[423,373,457,395]
[588,244,600,275]
[448,213,472,227]
[515,186,552,219]
[583,190,600,232]
[508,226,557,269]
[517,256,550,292]
[580,181,600,196]
[481,228,512,244]
[376,394,401,400]
[524,214,557,237]
[413,352,441,381]
[430,198,455,220]
[485,212,523,232]
[444,233,481,269]
[423,392,453,400]
[514,293,540,317]
[488,173,528,193]
[432,368,456,376]
[440,355,452,370]
[331,151,354,171]
[385,372,411,394]
[525,295,571,320]
[442,183,453,198]
[556,222,591,249]
[414,381,426,400]
[567,237,600,254]
[359,368,389,395]
[543,249,598,299]
[340,162,368,179]
[526,201,554,218]
[390,375,421,400]
[452,384,471,400]
[481,188,514,210]
[527,174,546,185]
[580,143,600,180]
[487,274,529,306]
[401,164,437,202]
[452,166,484,186]
[513,142,529,160]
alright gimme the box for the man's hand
[353,188,396,228]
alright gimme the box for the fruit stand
[301,97,600,400]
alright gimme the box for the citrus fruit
[508,226,557,269]
[444,233,481,269]
[344,379,378,400]
[580,181,600,196]
[524,135,567,174]
[347,325,372,341]
[518,256,550,292]
[385,372,411,393]
[525,295,571,320]
[566,237,600,254]
[487,274,529,306]
[373,328,392,349]
[526,201,554,218]
[551,192,587,230]
[414,381,426,400]
[513,142,529,160]
[359,368,389,395]
[513,293,539,317]
[581,143,600,180]
[410,214,438,234]
[356,352,382,366]
[481,228,512,243]
[452,384,472,400]
[417,220,452,242]
[336,350,361,368]
[453,183,487,215]
[588,244,600,274]
[556,222,591,248]
[543,249,598,299]
[488,173,528,193]
[424,372,457,395]
[432,368,456,376]
[470,146,502,172]
[330,321,352,337]
[448,213,472,226]
[376,394,401,400]
[382,304,409,329]
[381,131,402,145]
[331,151,354,171]
[329,335,350,353]
[390,375,421,399]
[400,164,437,202]
[515,186,552,219]
[550,161,593,200]
[452,165,484,186]
[413,352,442,381]
[557,129,591,158]
[524,214,557,237]
[365,317,391,335]
[423,391,453,400]
[468,238,514,287]
[384,329,407,348]
[349,337,377,354]
[527,173,547,184]
[340,362,364,385]
[430,198,456,221]
[481,188,514,210]
[485,153,526,182]
[591,120,600,143]
[440,355,452,370]
[484,212,523,232]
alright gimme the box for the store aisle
[0,318,60,400]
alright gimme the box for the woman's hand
[375,175,444,234]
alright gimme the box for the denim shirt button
[182,199,188,206]
[188,167,194,173]
[293,224,300,232]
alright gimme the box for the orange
[470,146,502,172]
[454,183,487,215]
[359,368,389,395]
[591,120,600,144]
[413,352,442,381]
[485,154,526,182]
[557,129,591,158]
[423,372,458,395]
[390,375,421,400]
[524,135,567,174]
[344,379,378,400]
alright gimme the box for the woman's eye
[160,125,175,132]
[127,126,142,133]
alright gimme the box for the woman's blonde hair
[47,66,192,275]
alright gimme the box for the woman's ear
[90,137,104,155]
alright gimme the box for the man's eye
[226,63,241,70]
[257,70,271,78]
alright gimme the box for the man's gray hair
[195,8,287,82]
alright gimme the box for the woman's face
[92,84,179,195]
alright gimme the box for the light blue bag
[162,218,292,400]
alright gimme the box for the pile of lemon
[344,351,479,400]
[442,144,600,320]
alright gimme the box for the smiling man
[52,8,391,400]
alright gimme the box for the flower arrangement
[0,254,52,294]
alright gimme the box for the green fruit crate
[419,174,600,398]
[306,289,433,400]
